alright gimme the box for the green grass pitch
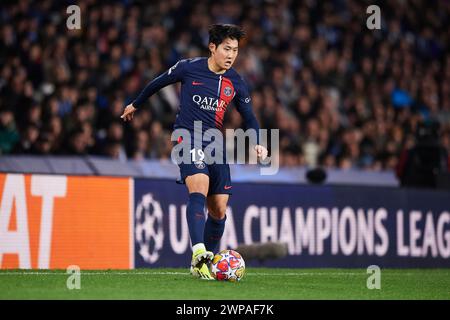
[0,268,449,300]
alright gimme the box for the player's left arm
[234,78,268,160]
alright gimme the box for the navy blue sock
[204,214,226,253]
[186,193,206,246]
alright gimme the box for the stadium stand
[0,0,449,175]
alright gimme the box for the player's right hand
[120,104,137,121]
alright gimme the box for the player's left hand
[254,145,268,161]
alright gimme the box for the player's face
[211,38,239,71]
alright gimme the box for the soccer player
[121,24,267,279]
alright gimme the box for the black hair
[208,24,245,47]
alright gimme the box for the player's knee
[208,205,227,220]
[185,174,209,195]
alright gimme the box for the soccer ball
[210,249,245,282]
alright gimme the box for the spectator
[12,123,40,154]
[0,108,19,154]
[397,122,450,188]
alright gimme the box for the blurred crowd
[0,0,449,171]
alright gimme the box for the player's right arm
[121,59,187,121]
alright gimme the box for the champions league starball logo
[135,193,164,264]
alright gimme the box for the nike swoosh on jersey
[224,186,232,190]
[192,81,204,85]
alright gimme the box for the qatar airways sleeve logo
[192,95,226,112]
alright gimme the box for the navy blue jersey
[132,57,260,139]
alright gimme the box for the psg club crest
[223,86,232,97]
[194,160,206,169]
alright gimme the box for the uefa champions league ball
[210,249,245,282]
